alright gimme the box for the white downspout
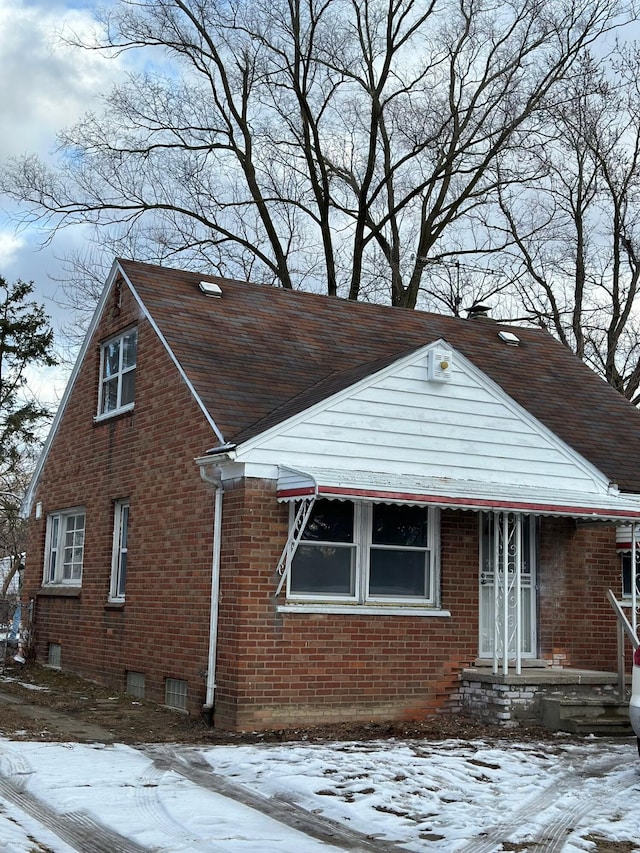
[199,466,224,717]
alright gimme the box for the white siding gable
[236,341,610,496]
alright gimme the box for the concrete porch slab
[461,667,626,687]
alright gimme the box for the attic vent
[199,280,222,298]
[428,348,453,382]
[498,330,520,346]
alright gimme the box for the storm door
[479,512,537,671]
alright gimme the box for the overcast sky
[0,0,127,399]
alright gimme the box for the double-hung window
[288,499,438,604]
[622,552,640,599]
[110,500,129,601]
[98,328,137,417]
[44,510,86,585]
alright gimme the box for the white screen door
[479,512,537,661]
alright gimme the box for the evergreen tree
[0,276,56,495]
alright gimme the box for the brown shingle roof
[119,259,640,493]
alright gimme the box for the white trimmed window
[98,328,137,417]
[110,500,129,601]
[288,499,438,604]
[621,552,640,599]
[44,510,86,585]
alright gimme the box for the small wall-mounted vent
[199,280,222,298]
[498,330,520,346]
[428,348,453,382]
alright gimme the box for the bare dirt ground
[0,658,555,746]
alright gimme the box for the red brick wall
[212,483,481,730]
[538,517,620,670]
[24,275,216,713]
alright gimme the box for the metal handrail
[607,589,638,698]
[607,589,639,648]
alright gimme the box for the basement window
[165,678,188,711]
[48,643,61,668]
[126,671,145,700]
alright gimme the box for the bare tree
[493,48,640,402]
[2,0,634,317]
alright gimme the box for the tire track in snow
[133,758,229,852]
[454,749,638,853]
[0,774,154,853]
[140,743,411,852]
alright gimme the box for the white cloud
[0,0,124,161]
[0,0,127,376]
[0,230,25,268]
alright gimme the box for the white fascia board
[23,259,123,516]
[117,265,225,445]
[233,338,612,493]
[196,459,279,483]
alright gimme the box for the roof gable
[235,340,609,496]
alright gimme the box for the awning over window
[616,525,640,550]
[276,466,640,523]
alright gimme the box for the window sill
[277,604,451,617]
[93,404,134,424]
[105,599,125,610]
[37,586,81,598]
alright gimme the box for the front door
[479,512,537,661]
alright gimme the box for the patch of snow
[0,736,639,851]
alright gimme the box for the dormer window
[98,328,137,417]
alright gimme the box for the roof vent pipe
[467,303,492,321]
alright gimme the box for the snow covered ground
[0,734,639,852]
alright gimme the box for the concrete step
[541,696,631,736]
[555,715,633,736]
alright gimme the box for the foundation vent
[126,671,146,699]
[48,643,61,668]
[165,677,188,712]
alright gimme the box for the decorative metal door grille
[479,512,536,674]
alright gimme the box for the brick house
[22,259,640,730]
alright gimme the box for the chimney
[467,303,493,321]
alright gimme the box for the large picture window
[98,328,137,417]
[289,499,437,604]
[44,509,86,585]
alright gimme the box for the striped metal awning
[277,466,640,523]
